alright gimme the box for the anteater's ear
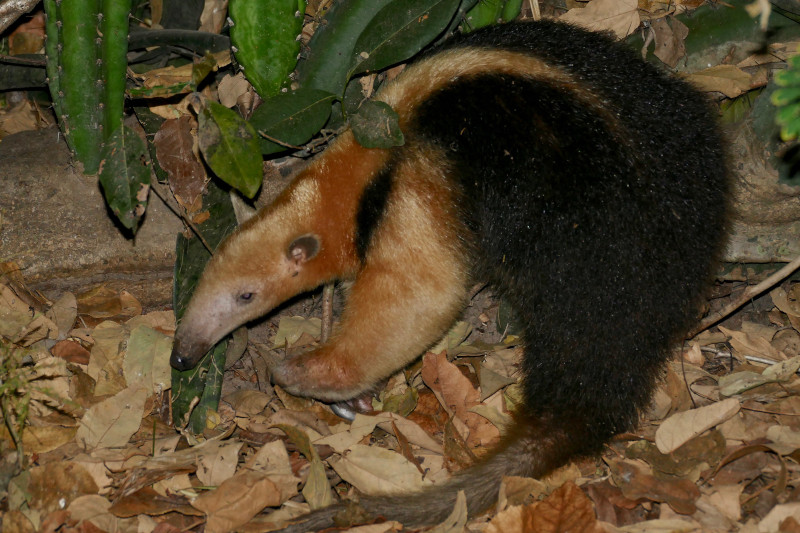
[287,234,320,267]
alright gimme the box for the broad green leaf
[249,89,336,154]
[350,0,461,76]
[772,87,800,107]
[196,98,262,198]
[462,0,503,32]
[350,100,404,148]
[501,0,523,21]
[295,0,395,95]
[776,68,800,87]
[171,180,238,432]
[98,126,152,232]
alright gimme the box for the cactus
[100,0,131,138]
[172,180,238,433]
[229,0,306,99]
[44,0,103,173]
[44,0,132,174]
[44,0,152,232]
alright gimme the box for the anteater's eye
[238,292,254,302]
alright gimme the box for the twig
[257,130,303,151]
[321,283,334,343]
[149,180,214,254]
[178,396,200,432]
[0,53,46,66]
[691,254,800,337]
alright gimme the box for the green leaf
[776,102,800,126]
[128,53,215,98]
[350,100,404,148]
[98,126,152,232]
[196,98,263,198]
[295,0,396,95]
[171,180,238,432]
[192,52,220,87]
[772,87,800,107]
[351,0,461,76]
[719,89,761,124]
[248,89,336,154]
[462,0,503,32]
[775,67,800,87]
[500,0,523,22]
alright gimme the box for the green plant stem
[59,0,103,173]
[0,394,24,469]
[100,0,132,137]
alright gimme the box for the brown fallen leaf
[195,439,244,487]
[51,339,91,365]
[28,462,99,514]
[154,116,207,213]
[192,470,299,533]
[651,17,688,68]
[329,444,431,494]
[66,494,122,532]
[559,0,640,39]
[609,459,700,515]
[487,481,603,533]
[683,65,752,98]
[87,321,128,396]
[655,398,740,453]
[109,486,198,518]
[421,351,500,448]
[75,386,149,450]
[1,510,36,533]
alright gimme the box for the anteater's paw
[267,347,367,402]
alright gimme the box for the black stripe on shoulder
[355,164,394,263]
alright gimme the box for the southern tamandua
[171,20,728,531]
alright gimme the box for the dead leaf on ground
[75,386,149,450]
[329,444,432,494]
[609,459,700,515]
[655,398,740,453]
[488,481,603,533]
[421,351,500,448]
[684,65,752,98]
[559,0,640,39]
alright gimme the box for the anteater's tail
[280,415,594,532]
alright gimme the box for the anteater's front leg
[269,180,470,402]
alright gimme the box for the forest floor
[2,268,800,533]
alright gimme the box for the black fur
[355,165,394,263]
[285,19,727,531]
[409,21,727,453]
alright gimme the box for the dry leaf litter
[2,261,800,533]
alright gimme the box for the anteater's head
[170,203,322,371]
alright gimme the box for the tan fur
[379,48,618,131]
[270,143,471,400]
[172,22,728,532]
[174,46,617,373]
